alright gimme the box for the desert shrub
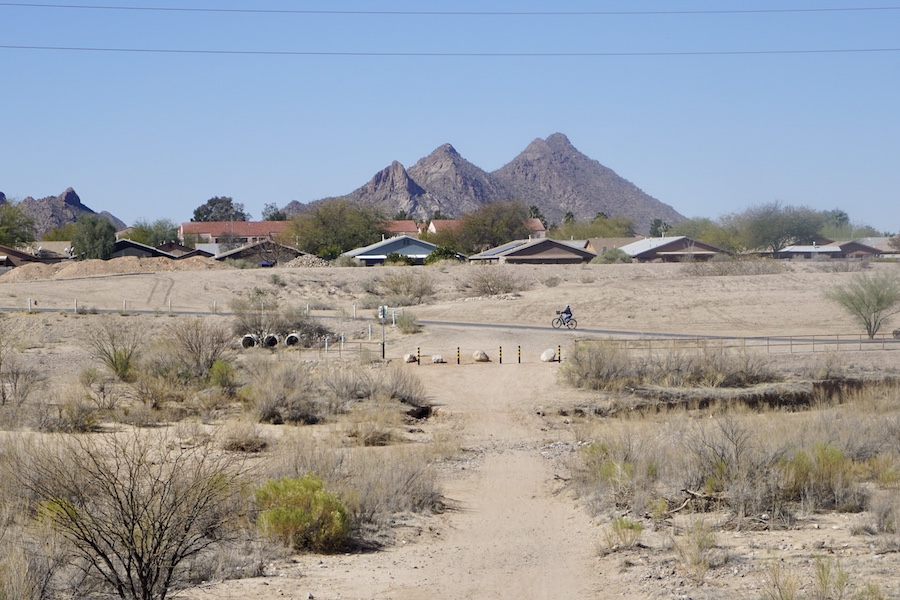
[378,271,435,305]
[681,256,785,277]
[18,431,249,600]
[559,342,639,391]
[602,517,644,551]
[244,358,326,424]
[332,255,361,267]
[269,430,347,484]
[815,258,869,273]
[79,367,123,411]
[338,448,442,529]
[673,519,720,583]
[320,363,379,407]
[395,311,421,334]
[255,475,350,552]
[221,420,269,453]
[383,252,415,266]
[758,560,801,600]
[543,275,562,287]
[165,318,234,381]
[82,317,143,381]
[591,248,631,264]
[209,360,238,396]
[464,266,526,296]
[780,443,866,511]
[424,245,460,265]
[33,397,98,433]
[344,395,402,447]
[382,364,429,407]
[560,342,776,391]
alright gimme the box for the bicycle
[552,311,577,330]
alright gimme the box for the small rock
[473,350,490,362]
[540,348,557,362]
[432,355,445,364]
[403,353,418,363]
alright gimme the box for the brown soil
[2,259,899,599]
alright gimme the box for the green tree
[457,201,530,253]
[528,205,547,227]
[122,219,177,247]
[286,199,385,259]
[262,203,287,221]
[649,218,671,237]
[824,270,900,338]
[191,196,250,222]
[0,201,36,246]
[734,202,825,252]
[549,215,636,240]
[71,214,116,260]
[40,221,78,241]
[669,217,742,253]
[562,211,576,225]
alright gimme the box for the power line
[2,2,900,16]
[3,44,900,57]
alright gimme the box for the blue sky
[2,1,898,231]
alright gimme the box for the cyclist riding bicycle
[559,304,572,325]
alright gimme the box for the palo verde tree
[19,430,249,600]
[71,214,116,260]
[824,270,900,339]
[456,201,530,254]
[731,201,825,253]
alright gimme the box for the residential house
[775,240,883,260]
[427,219,462,235]
[342,235,442,266]
[585,237,646,255]
[383,220,423,237]
[618,236,728,262]
[178,221,291,246]
[214,240,304,267]
[468,238,596,264]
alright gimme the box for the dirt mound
[281,254,330,268]
[0,256,231,282]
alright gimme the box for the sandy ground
[2,259,900,599]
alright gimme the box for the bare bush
[378,271,436,305]
[382,364,429,407]
[464,266,526,296]
[17,430,250,600]
[230,287,331,345]
[164,317,234,380]
[82,317,144,382]
[243,358,326,424]
[681,256,785,277]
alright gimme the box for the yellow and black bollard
[499,346,502,364]
[518,345,521,364]
[457,347,460,365]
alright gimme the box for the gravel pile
[281,254,331,268]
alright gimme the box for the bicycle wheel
[551,317,563,329]
[566,318,577,330]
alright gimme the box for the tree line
[1,194,897,260]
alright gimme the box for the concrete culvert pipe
[285,333,301,346]
[262,333,280,348]
[241,334,259,349]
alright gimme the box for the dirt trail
[182,362,601,600]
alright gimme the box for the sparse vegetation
[824,270,900,338]
[464,266,526,296]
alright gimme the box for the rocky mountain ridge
[0,188,126,238]
[285,133,683,234]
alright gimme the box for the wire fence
[578,334,900,355]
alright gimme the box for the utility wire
[2,44,900,56]
[2,2,900,16]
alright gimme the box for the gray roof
[343,235,438,259]
[618,236,687,257]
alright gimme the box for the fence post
[353,304,357,319]
[168,299,172,314]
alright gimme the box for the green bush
[256,475,350,552]
[395,311,421,334]
[591,248,631,264]
[424,246,461,265]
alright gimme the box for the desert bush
[382,364,429,407]
[338,448,442,529]
[243,358,327,424]
[681,256,785,277]
[209,359,238,396]
[464,266,526,296]
[591,248,631,264]
[758,561,801,600]
[602,517,644,551]
[82,317,143,381]
[18,430,250,600]
[543,275,562,287]
[269,430,347,484]
[79,367,123,411]
[164,317,234,381]
[560,342,776,391]
[395,310,421,334]
[332,255,361,267]
[0,355,44,408]
[320,363,379,408]
[255,475,350,552]
[32,397,98,433]
[780,443,866,511]
[344,395,402,447]
[815,258,869,273]
[221,420,269,453]
[378,271,435,305]
[424,245,461,265]
[673,519,720,583]
[383,252,415,266]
